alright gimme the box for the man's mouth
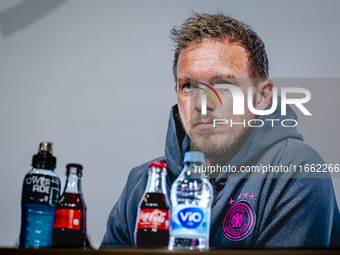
[194,121,214,129]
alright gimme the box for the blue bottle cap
[184,151,205,163]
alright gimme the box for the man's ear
[255,80,274,110]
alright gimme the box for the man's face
[176,39,256,161]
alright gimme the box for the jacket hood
[165,97,303,182]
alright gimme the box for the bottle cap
[32,142,56,170]
[66,163,83,177]
[38,142,53,154]
[149,162,168,168]
[184,151,205,164]
[148,161,167,174]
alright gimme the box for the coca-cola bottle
[52,164,86,247]
[134,162,170,247]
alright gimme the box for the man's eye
[215,80,232,85]
[182,83,191,90]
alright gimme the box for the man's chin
[189,127,252,163]
[190,135,230,158]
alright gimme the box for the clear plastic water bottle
[168,151,213,251]
[20,142,60,248]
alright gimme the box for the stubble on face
[185,109,255,162]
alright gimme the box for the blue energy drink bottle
[20,142,60,248]
[168,151,213,251]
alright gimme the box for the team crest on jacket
[222,199,256,241]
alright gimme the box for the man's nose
[194,86,216,115]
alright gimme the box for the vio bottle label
[178,208,203,229]
[171,205,209,237]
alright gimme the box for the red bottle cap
[149,161,168,168]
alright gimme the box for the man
[101,13,340,247]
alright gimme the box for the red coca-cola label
[137,208,169,230]
[53,209,81,230]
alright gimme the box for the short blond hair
[171,13,269,81]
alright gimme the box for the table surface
[1,247,340,255]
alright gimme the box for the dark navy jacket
[101,102,340,248]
